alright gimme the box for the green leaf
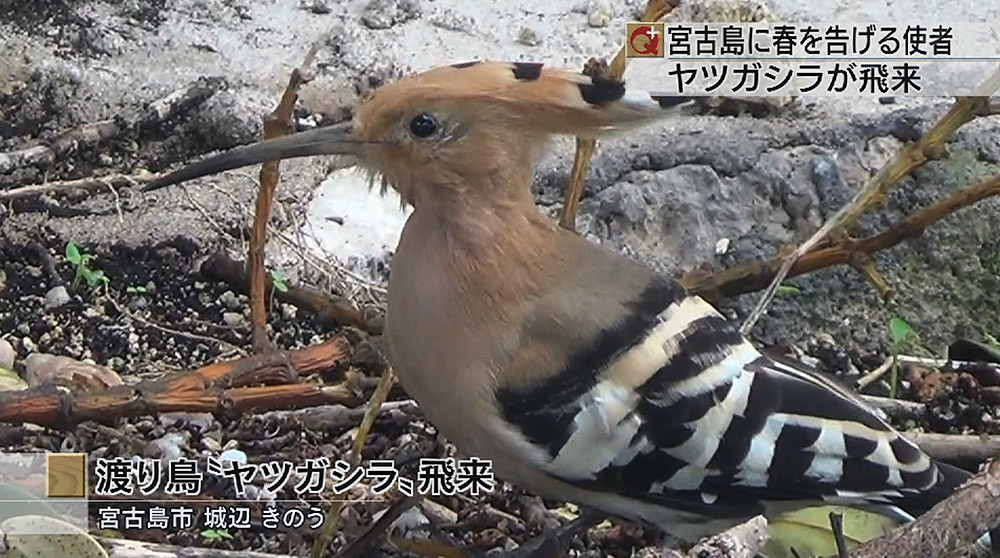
[81,268,109,288]
[986,332,1000,351]
[202,529,232,540]
[91,271,109,287]
[271,270,289,293]
[65,242,82,265]
[0,368,28,391]
[777,284,801,296]
[890,316,916,347]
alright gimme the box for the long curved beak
[142,122,362,192]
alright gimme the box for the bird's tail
[761,462,994,558]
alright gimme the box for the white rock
[299,166,411,280]
[148,433,186,461]
[43,286,70,309]
[220,448,247,465]
[0,338,14,370]
[715,238,730,255]
[222,312,246,328]
[587,0,612,27]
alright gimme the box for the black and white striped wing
[496,277,966,528]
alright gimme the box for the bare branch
[559,0,681,231]
[851,459,1000,558]
[0,171,160,202]
[739,66,1000,334]
[681,172,1000,301]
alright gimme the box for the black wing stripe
[771,372,890,432]
[498,272,965,528]
[890,436,923,465]
[496,276,684,456]
[638,315,745,395]
[707,367,780,474]
[844,434,879,459]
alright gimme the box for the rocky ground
[2,0,1000,557]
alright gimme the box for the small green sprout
[986,332,1000,352]
[126,285,148,294]
[888,316,920,399]
[270,269,289,293]
[201,529,233,543]
[65,242,110,290]
[776,284,802,296]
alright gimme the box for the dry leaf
[22,354,123,391]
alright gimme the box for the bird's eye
[409,113,439,138]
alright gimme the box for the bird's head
[143,60,691,208]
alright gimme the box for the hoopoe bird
[144,61,982,556]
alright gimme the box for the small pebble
[586,0,612,27]
[134,419,155,434]
[382,507,429,534]
[220,290,241,311]
[220,448,247,465]
[148,433,186,461]
[222,311,246,328]
[715,238,730,255]
[43,286,70,309]
[159,411,214,432]
[0,338,14,370]
[202,436,222,452]
[21,337,37,353]
[361,0,421,30]
[301,0,331,14]
[516,27,541,46]
[127,332,140,354]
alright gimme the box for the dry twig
[738,67,1000,333]
[200,250,382,334]
[0,171,160,202]
[680,171,1000,301]
[910,434,1000,469]
[851,458,1000,558]
[558,0,681,231]
[313,367,399,557]
[0,338,353,429]
[249,67,314,351]
[0,77,225,179]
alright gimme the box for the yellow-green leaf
[1,515,109,558]
[0,367,28,391]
